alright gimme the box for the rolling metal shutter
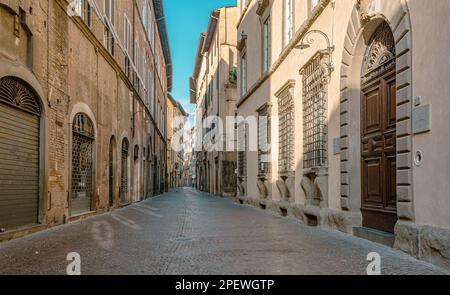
[0,102,40,229]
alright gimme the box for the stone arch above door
[339,0,414,222]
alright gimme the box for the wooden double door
[361,70,398,233]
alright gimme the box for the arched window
[109,136,116,207]
[71,113,95,214]
[120,138,130,204]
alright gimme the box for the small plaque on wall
[413,104,431,135]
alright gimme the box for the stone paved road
[0,188,448,275]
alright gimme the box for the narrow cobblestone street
[0,188,447,275]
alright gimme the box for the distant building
[167,94,187,189]
[190,6,239,197]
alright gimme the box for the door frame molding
[339,2,414,223]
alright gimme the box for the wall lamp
[295,29,335,73]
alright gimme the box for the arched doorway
[120,138,130,205]
[360,22,398,233]
[109,136,116,208]
[133,144,140,202]
[0,76,42,229]
[71,113,95,215]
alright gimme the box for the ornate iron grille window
[0,76,41,115]
[121,139,129,203]
[301,52,328,169]
[237,122,247,178]
[276,81,295,175]
[257,103,272,175]
[71,113,94,209]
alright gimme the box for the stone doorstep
[353,226,395,248]
[67,211,97,223]
[0,224,49,243]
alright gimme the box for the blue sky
[165,0,237,124]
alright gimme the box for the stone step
[353,226,395,247]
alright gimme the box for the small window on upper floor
[81,0,92,27]
[262,16,271,73]
[240,51,248,97]
[284,0,294,46]
[105,0,115,27]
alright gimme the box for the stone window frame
[275,80,296,177]
[257,102,272,176]
[300,51,330,172]
[237,121,248,178]
[239,43,248,98]
[261,15,271,74]
[283,0,295,47]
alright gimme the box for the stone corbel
[237,177,247,197]
[301,170,328,207]
[276,175,295,203]
[257,174,271,199]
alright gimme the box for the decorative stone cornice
[274,79,296,98]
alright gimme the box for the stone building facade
[167,94,187,189]
[191,6,239,197]
[235,0,450,268]
[0,0,171,240]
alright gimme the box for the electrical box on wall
[413,104,431,135]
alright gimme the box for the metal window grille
[278,90,294,174]
[258,106,271,175]
[237,123,247,177]
[302,53,327,169]
[71,114,94,202]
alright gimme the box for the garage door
[0,102,40,229]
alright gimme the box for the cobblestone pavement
[0,187,448,275]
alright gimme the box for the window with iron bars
[258,104,271,175]
[301,53,328,170]
[277,83,295,175]
[237,122,247,178]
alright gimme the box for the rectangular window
[80,0,92,27]
[105,0,115,26]
[258,105,271,175]
[262,16,271,73]
[124,15,131,75]
[105,25,115,55]
[237,122,247,178]
[284,0,294,45]
[301,53,328,169]
[240,52,247,96]
[278,84,295,174]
